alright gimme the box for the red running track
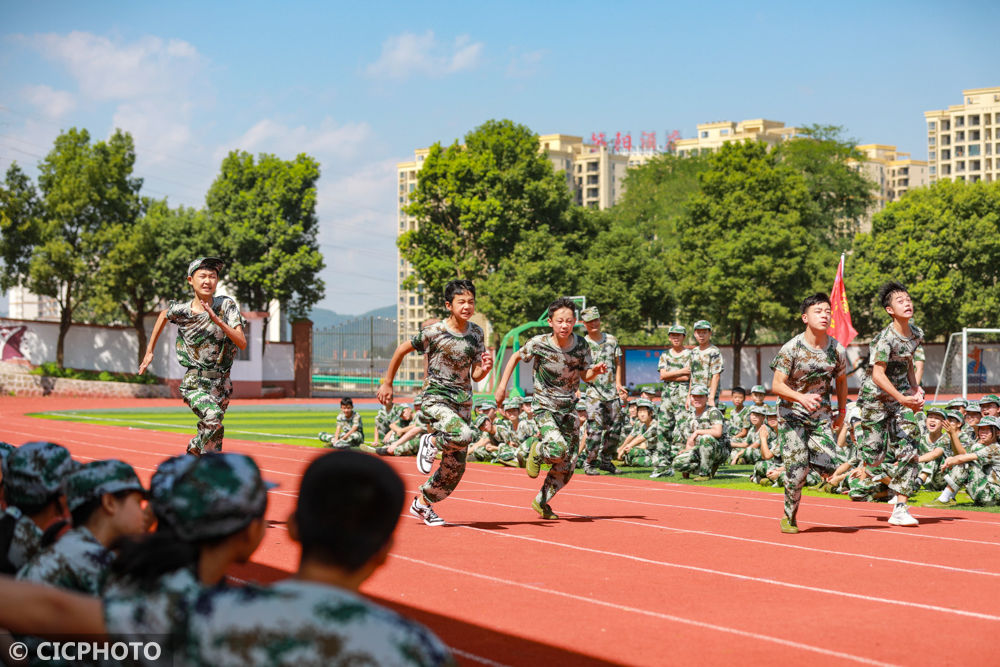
[3,397,1000,666]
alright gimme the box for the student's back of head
[295,450,404,572]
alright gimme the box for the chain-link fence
[311,316,408,396]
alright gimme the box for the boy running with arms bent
[377,280,492,526]
[770,293,848,534]
[495,297,607,519]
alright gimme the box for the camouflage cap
[764,406,778,417]
[187,256,225,278]
[502,397,522,410]
[473,414,491,430]
[693,320,712,331]
[63,459,147,512]
[0,442,15,466]
[149,455,201,520]
[978,415,1000,430]
[924,406,948,418]
[667,325,686,335]
[575,400,588,412]
[477,399,497,411]
[413,395,423,406]
[2,442,76,507]
[156,453,276,541]
[749,405,768,416]
[965,401,982,414]
[627,399,638,406]
[751,385,767,395]
[946,398,967,409]
[639,386,658,395]
[689,384,710,396]
[946,410,964,422]
[580,306,600,322]
[636,398,654,410]
[980,394,1000,406]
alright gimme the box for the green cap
[2,442,76,507]
[965,401,982,414]
[477,399,497,411]
[925,406,947,418]
[979,416,1000,430]
[751,385,766,394]
[63,459,147,513]
[627,399,638,406]
[765,406,778,417]
[580,306,600,322]
[156,453,276,541]
[690,384,710,396]
[636,398,654,410]
[575,400,588,412]
[947,398,967,409]
[980,394,1000,406]
[749,405,768,416]
[502,397,522,410]
[693,320,712,331]
[946,410,964,422]
[640,386,657,395]
[474,414,491,429]
[667,325,686,335]
[187,256,225,278]
[413,395,423,406]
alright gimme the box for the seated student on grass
[962,402,983,442]
[752,408,786,486]
[0,442,76,574]
[0,452,272,660]
[916,406,967,491]
[381,396,430,457]
[514,399,540,467]
[617,399,658,467]
[319,397,364,449]
[469,414,519,467]
[730,405,767,465]
[373,398,403,447]
[367,404,421,457]
[926,415,1000,508]
[672,384,726,481]
[492,398,523,467]
[748,385,767,408]
[726,386,749,444]
[980,395,1000,418]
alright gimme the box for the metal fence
[311,316,411,395]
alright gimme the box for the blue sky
[1,0,997,316]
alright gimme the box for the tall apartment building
[925,87,1000,185]
[395,136,629,379]
[853,144,929,230]
[674,119,801,156]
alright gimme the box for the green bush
[30,362,161,385]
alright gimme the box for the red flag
[828,254,858,347]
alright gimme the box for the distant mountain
[309,305,395,330]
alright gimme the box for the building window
[930,166,936,175]
[928,137,936,146]
[969,145,981,157]
[971,160,981,171]
[587,175,598,185]
[928,121,936,130]
[941,120,951,131]
[587,187,599,198]
[941,149,950,160]
[955,116,965,128]
[587,162,598,172]
[720,129,729,136]
[409,296,415,305]
[929,151,936,160]
[956,131,965,142]
[970,115,980,126]
[970,130,981,141]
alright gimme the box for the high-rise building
[925,87,1000,185]
[852,144,929,231]
[673,119,801,156]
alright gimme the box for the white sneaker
[416,433,437,474]
[409,497,446,526]
[888,503,919,527]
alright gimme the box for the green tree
[91,199,215,367]
[2,129,143,367]
[847,179,1000,341]
[206,151,325,319]
[399,119,576,313]
[670,141,835,384]
[612,152,710,243]
[775,124,876,246]
[0,164,44,291]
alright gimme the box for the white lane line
[40,412,317,439]
[391,554,899,667]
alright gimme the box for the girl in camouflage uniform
[927,416,1000,507]
[495,297,608,519]
[378,280,493,527]
[139,257,247,455]
[617,399,658,467]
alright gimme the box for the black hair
[109,505,265,591]
[546,296,578,320]
[444,279,476,304]
[295,450,404,572]
[731,386,746,396]
[878,281,908,309]
[3,490,63,519]
[340,397,353,408]
[70,489,135,528]
[801,293,831,314]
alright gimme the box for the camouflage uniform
[671,404,726,477]
[410,321,485,504]
[167,295,247,454]
[383,410,414,445]
[856,323,924,498]
[0,441,76,573]
[320,411,364,447]
[751,423,784,484]
[186,578,454,666]
[770,333,847,523]
[622,413,658,467]
[689,344,724,407]
[583,331,624,470]
[655,346,692,474]
[944,442,1000,506]
[521,333,593,506]
[515,413,540,466]
[375,403,404,441]
[491,414,520,465]
[917,428,962,491]
[727,405,750,442]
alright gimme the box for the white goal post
[933,328,1000,402]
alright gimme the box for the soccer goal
[933,328,1000,402]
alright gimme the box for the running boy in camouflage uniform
[378,279,493,527]
[495,297,608,519]
[319,397,364,448]
[580,307,627,476]
[654,325,691,478]
[140,257,247,455]
[770,293,848,534]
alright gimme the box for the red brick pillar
[292,318,312,398]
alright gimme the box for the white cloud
[21,84,76,118]
[365,30,484,79]
[218,117,375,163]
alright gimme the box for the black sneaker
[599,461,619,475]
[375,446,390,456]
[409,497,445,526]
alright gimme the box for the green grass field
[30,405,993,512]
